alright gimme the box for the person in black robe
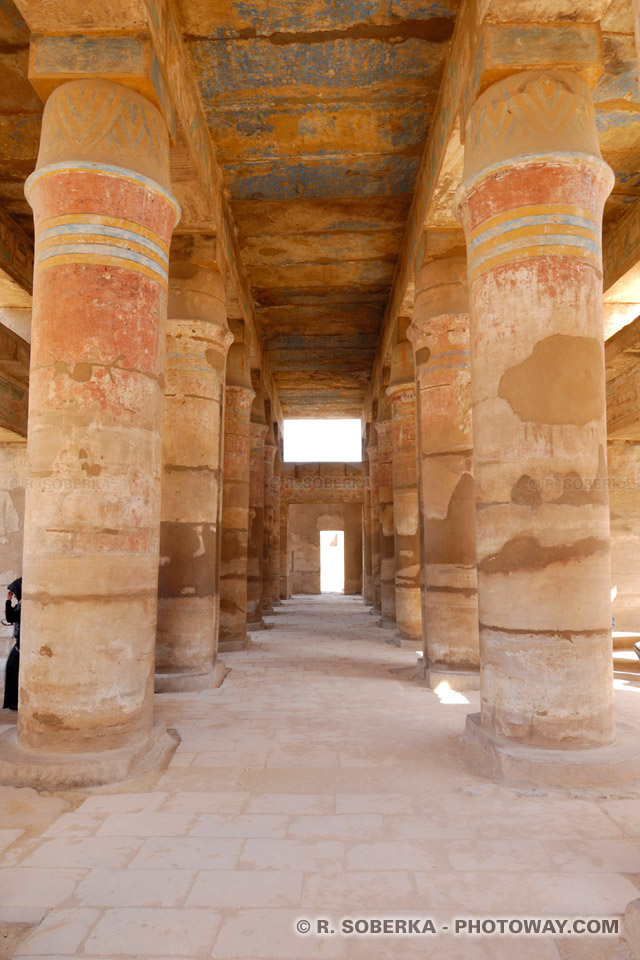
[3,577,21,711]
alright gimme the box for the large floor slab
[1,594,639,958]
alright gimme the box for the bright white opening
[284,419,362,462]
[433,681,470,705]
[320,530,344,593]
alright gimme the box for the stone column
[387,340,422,645]
[408,257,479,686]
[376,393,396,626]
[345,511,364,595]
[18,80,179,765]
[362,452,374,605]
[262,420,277,614]
[455,70,615,748]
[246,389,267,629]
[219,342,255,652]
[280,498,290,600]
[155,237,232,692]
[271,446,282,607]
[367,425,382,613]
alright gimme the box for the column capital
[27,78,175,197]
[168,234,231,350]
[408,257,469,349]
[455,70,612,200]
[387,341,415,398]
[226,342,255,397]
[250,389,268,431]
[29,35,176,138]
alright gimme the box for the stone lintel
[460,21,603,135]
[416,229,466,274]
[606,316,640,440]
[0,324,29,439]
[170,233,224,275]
[0,205,33,303]
[604,198,640,303]
[29,33,176,139]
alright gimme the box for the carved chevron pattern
[44,82,169,172]
[469,74,583,155]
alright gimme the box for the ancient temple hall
[3,0,640,957]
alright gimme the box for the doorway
[320,530,344,593]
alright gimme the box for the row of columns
[13,76,289,772]
[363,67,616,750]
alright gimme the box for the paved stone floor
[1,594,640,959]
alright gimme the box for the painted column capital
[455,70,611,197]
[27,78,178,203]
[387,340,415,399]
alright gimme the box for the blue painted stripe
[430,349,470,360]
[470,233,600,268]
[38,243,168,279]
[39,223,169,264]
[426,361,470,372]
[468,213,597,255]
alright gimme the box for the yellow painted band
[37,232,168,270]
[468,204,597,243]
[38,253,167,289]
[469,244,600,281]
[471,222,597,261]
[39,213,169,253]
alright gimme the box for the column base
[0,720,178,791]
[378,617,396,629]
[390,632,422,652]
[464,712,640,788]
[155,660,228,693]
[218,635,249,653]
[427,668,480,691]
[247,620,272,632]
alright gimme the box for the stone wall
[289,502,362,596]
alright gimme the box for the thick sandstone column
[262,421,277,614]
[455,70,615,747]
[362,454,374,604]
[387,341,422,644]
[20,79,179,753]
[375,394,396,625]
[270,447,282,607]
[345,510,364,595]
[156,237,231,692]
[219,342,255,652]
[408,258,479,683]
[367,427,381,613]
[247,390,267,629]
[280,498,290,600]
